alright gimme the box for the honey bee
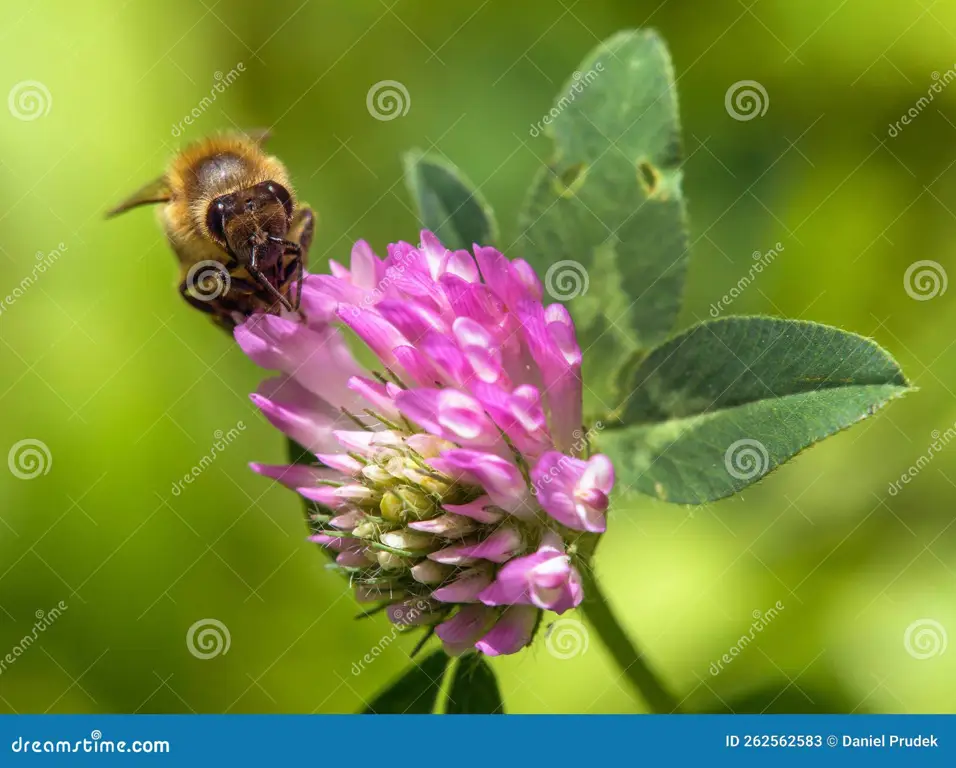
[107,130,314,330]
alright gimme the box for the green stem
[579,563,682,714]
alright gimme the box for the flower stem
[579,564,682,714]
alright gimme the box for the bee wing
[105,176,172,218]
[243,127,272,145]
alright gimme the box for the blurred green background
[1,0,955,714]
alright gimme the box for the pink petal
[440,449,532,515]
[377,299,448,343]
[249,390,340,454]
[335,306,408,370]
[477,550,555,606]
[349,240,383,291]
[347,377,401,421]
[436,605,497,656]
[235,314,364,410]
[476,605,538,656]
[531,451,606,532]
[336,549,374,567]
[432,565,494,603]
[581,454,615,495]
[428,527,523,565]
[443,497,505,524]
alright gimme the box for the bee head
[205,181,294,262]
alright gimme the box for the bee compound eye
[205,198,228,242]
[266,182,294,220]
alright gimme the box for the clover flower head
[237,231,615,656]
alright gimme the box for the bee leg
[249,246,293,312]
[287,206,315,267]
[293,256,304,311]
[178,279,218,315]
